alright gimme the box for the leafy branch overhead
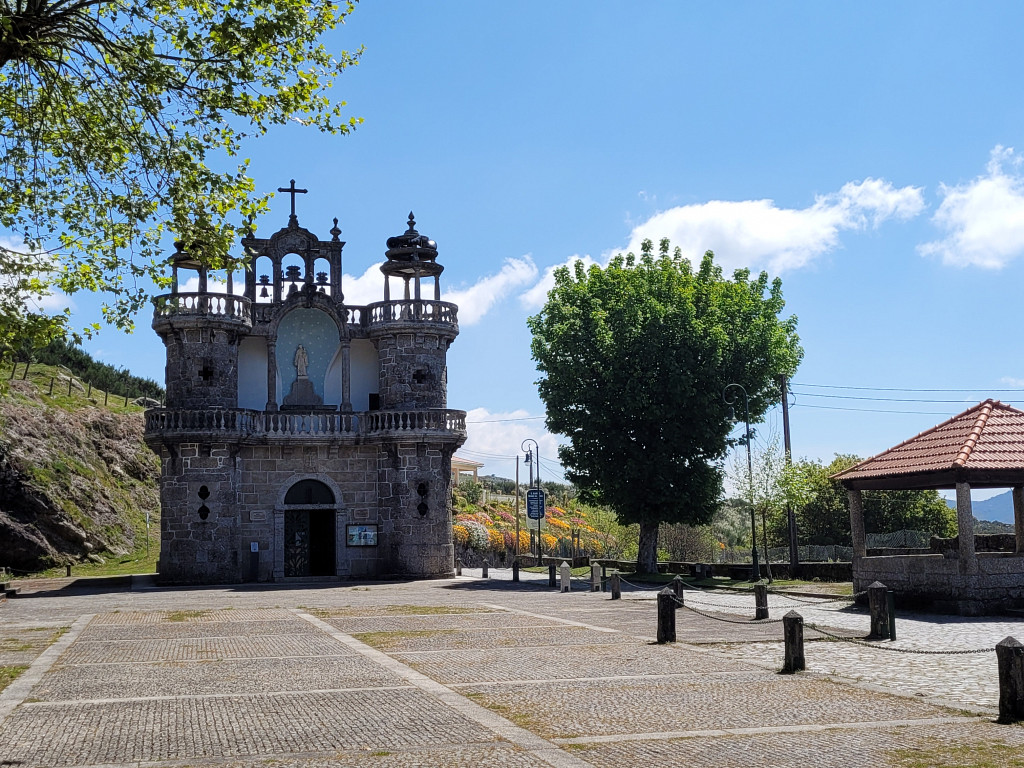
[0,0,362,341]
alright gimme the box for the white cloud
[1000,376,1024,388]
[620,178,925,273]
[918,146,1024,269]
[519,254,598,310]
[445,256,538,325]
[0,236,75,314]
[516,178,922,309]
[341,261,385,306]
[460,407,566,481]
[177,275,246,295]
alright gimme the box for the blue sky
[45,2,1024,490]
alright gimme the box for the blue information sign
[526,488,546,520]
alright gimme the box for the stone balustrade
[155,294,455,332]
[366,300,459,326]
[144,408,467,441]
[152,293,252,323]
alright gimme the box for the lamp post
[522,438,541,564]
[724,383,761,582]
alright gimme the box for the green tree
[789,455,956,546]
[791,456,857,546]
[528,239,803,572]
[731,433,815,553]
[0,0,362,342]
[459,480,483,506]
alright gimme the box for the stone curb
[0,613,94,724]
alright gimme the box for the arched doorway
[283,479,336,577]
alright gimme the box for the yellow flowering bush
[451,499,619,559]
[488,528,505,551]
[518,530,531,551]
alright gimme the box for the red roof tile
[834,399,1024,488]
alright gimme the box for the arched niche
[280,252,305,297]
[254,255,274,303]
[313,257,332,297]
[275,307,341,406]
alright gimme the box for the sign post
[527,488,546,565]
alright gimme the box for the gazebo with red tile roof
[834,400,1024,614]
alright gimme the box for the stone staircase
[0,580,18,601]
[0,568,20,601]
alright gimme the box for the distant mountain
[945,490,1014,524]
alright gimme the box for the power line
[793,402,954,416]
[791,390,997,404]
[455,448,518,460]
[797,382,1024,393]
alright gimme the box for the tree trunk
[637,520,659,574]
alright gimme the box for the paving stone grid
[0,575,1023,767]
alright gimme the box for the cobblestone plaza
[2,574,1023,767]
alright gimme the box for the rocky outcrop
[0,380,159,571]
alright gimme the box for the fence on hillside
[5,360,162,408]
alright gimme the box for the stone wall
[854,553,1024,615]
[158,442,240,584]
[376,332,450,410]
[154,438,457,584]
[162,327,240,410]
[376,440,456,578]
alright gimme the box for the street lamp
[724,383,761,582]
[521,438,541,564]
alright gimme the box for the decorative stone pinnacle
[330,217,341,242]
[407,212,416,232]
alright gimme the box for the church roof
[833,399,1024,490]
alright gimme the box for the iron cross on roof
[278,179,308,221]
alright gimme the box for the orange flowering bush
[452,524,469,547]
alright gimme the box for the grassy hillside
[0,361,160,577]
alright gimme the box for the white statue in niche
[294,345,309,378]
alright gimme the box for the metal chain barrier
[804,622,993,655]
[682,596,764,611]
[765,590,866,605]
[616,575,670,592]
[670,594,786,625]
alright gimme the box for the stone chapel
[143,186,466,584]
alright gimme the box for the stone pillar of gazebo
[848,489,866,559]
[955,481,978,573]
[1013,486,1024,555]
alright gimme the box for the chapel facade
[143,187,465,584]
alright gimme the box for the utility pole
[779,374,798,574]
[514,456,520,561]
